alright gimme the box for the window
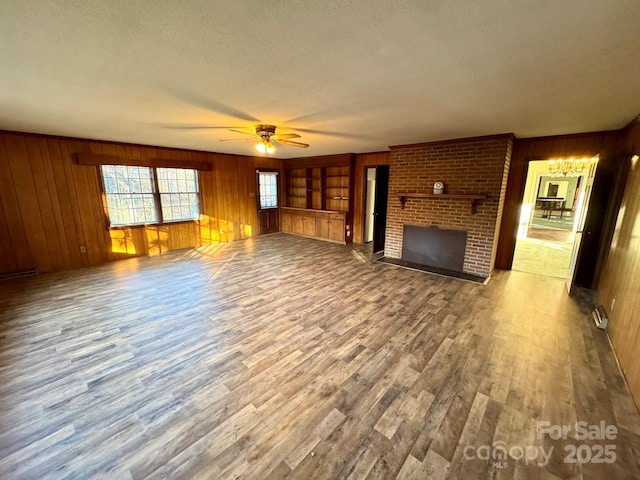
[101,165,157,226]
[258,171,278,208]
[100,165,199,226]
[157,168,200,222]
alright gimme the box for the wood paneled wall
[353,152,390,244]
[599,120,640,410]
[0,131,280,276]
[495,131,625,288]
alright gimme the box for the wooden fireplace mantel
[396,192,488,214]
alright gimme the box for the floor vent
[592,305,608,330]
[0,268,38,280]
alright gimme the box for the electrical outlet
[611,298,616,311]
[80,246,87,253]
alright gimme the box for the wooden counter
[281,207,348,244]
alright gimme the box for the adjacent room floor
[1,234,639,479]
[512,237,573,279]
[513,210,575,279]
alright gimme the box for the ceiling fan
[220,124,309,154]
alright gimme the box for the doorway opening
[363,165,390,253]
[512,157,598,281]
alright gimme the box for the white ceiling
[1,1,639,159]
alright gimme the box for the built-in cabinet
[282,154,355,244]
[281,208,346,243]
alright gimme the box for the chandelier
[548,157,597,177]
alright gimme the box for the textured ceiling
[1,1,639,159]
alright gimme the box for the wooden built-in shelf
[282,154,355,243]
[396,192,487,214]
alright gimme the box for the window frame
[99,165,202,228]
[257,170,279,209]
[156,167,201,224]
[100,164,158,227]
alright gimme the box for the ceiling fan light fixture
[220,124,305,152]
[256,139,275,154]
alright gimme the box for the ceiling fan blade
[275,139,309,148]
[284,108,338,125]
[219,138,258,142]
[227,128,258,137]
[288,128,367,139]
[165,89,260,122]
[152,123,239,130]
[272,133,301,139]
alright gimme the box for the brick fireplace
[384,134,512,277]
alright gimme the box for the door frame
[361,165,379,244]
[360,164,390,251]
[512,155,605,290]
[372,165,390,253]
[362,166,376,244]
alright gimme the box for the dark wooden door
[259,208,279,235]
[257,170,280,235]
[373,166,390,253]
[567,161,597,292]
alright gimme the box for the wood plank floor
[1,233,639,479]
